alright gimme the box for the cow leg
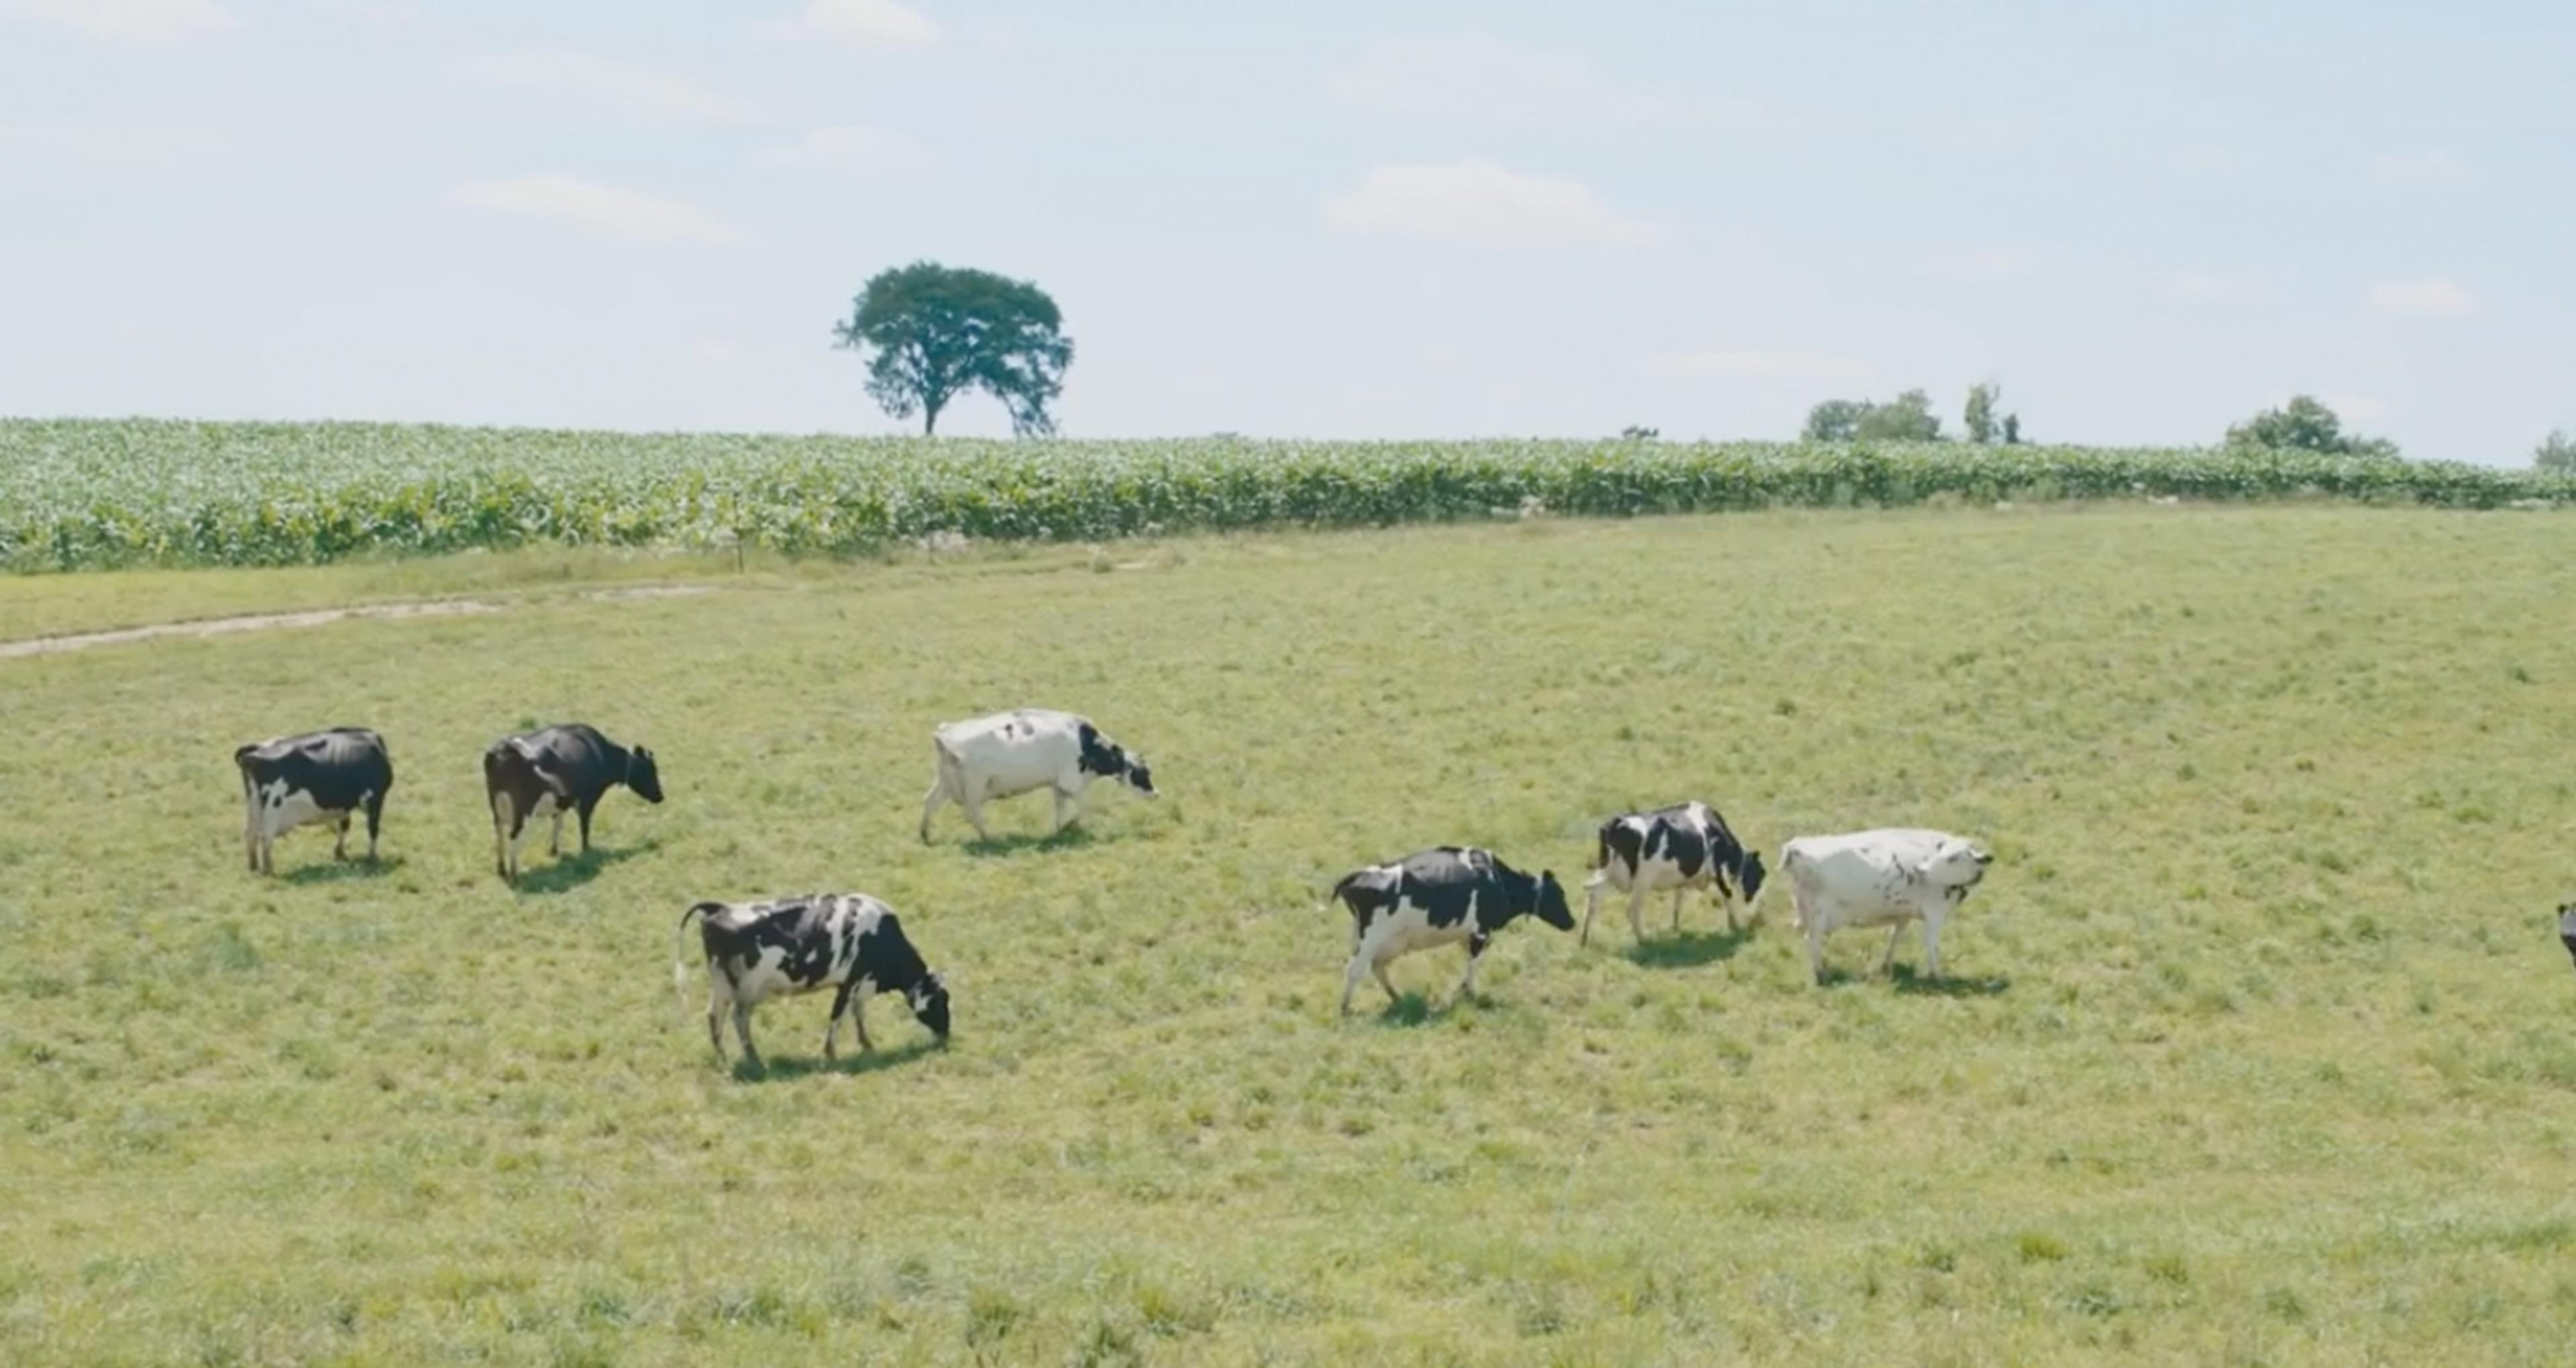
[548,810,564,857]
[1921,908,1945,980]
[706,986,729,1062]
[363,793,384,861]
[490,793,515,883]
[333,814,352,860]
[1880,923,1907,976]
[1579,878,1603,946]
[504,806,534,886]
[1340,951,1372,1016]
[1627,885,1648,943]
[959,784,992,842]
[1672,888,1686,933]
[823,982,854,1060]
[1454,931,1493,1004]
[243,788,260,872]
[918,778,948,842]
[851,1001,873,1054]
[1372,953,1401,1004]
[1805,917,1828,986]
[732,1001,763,1072]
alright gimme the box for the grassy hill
[3,505,2573,1365]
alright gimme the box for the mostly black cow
[675,892,951,1071]
[1583,800,1767,945]
[234,727,393,874]
[1330,846,1573,1015]
[482,723,663,885]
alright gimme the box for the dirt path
[0,585,714,660]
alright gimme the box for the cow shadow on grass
[1621,925,1756,970]
[1813,965,2012,997]
[959,827,1102,859]
[512,839,659,895]
[729,1037,943,1084]
[281,855,406,886]
[1370,990,1504,1028]
[1891,965,2012,997]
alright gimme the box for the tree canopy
[1805,389,1943,442]
[2534,429,2575,472]
[2224,394,2398,460]
[833,262,1074,436]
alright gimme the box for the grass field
[3,505,2575,1365]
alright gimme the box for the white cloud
[1642,348,1867,383]
[1325,160,1669,252]
[1,0,237,44]
[462,51,755,125]
[2367,277,2475,317]
[772,0,938,50]
[758,125,928,174]
[1326,33,1671,126]
[2368,150,2469,187]
[1924,248,2027,280]
[451,175,747,245]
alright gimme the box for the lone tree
[2224,394,2398,459]
[2535,429,2576,472]
[1963,382,2000,444]
[833,262,1073,435]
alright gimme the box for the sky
[2,0,2571,461]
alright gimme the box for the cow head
[1917,837,1992,890]
[1529,870,1575,931]
[1735,849,1769,904]
[627,746,665,804]
[908,972,952,1041]
[1123,755,1157,798]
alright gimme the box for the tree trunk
[922,394,945,436]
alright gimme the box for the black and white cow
[1330,846,1574,1015]
[233,727,393,874]
[675,892,951,1071]
[482,723,663,885]
[1583,800,1768,945]
[2558,902,2576,971]
[918,707,1155,842]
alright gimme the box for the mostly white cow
[1331,846,1573,1014]
[1583,800,1767,946]
[1778,828,1991,984]
[918,708,1155,842]
[482,723,663,885]
[233,727,394,874]
[676,892,951,1071]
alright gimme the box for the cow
[233,727,393,874]
[2559,902,2576,971]
[482,723,663,885]
[918,708,1155,843]
[674,892,951,1071]
[1582,800,1768,946]
[1330,846,1574,1015]
[1778,828,1992,985]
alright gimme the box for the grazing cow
[1582,800,1768,946]
[233,727,393,874]
[2559,902,2576,971]
[1778,828,1992,985]
[482,723,663,885]
[1330,846,1574,1015]
[918,708,1156,843]
[674,892,951,1071]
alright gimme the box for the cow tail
[674,902,717,1012]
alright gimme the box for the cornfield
[3,419,2569,572]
